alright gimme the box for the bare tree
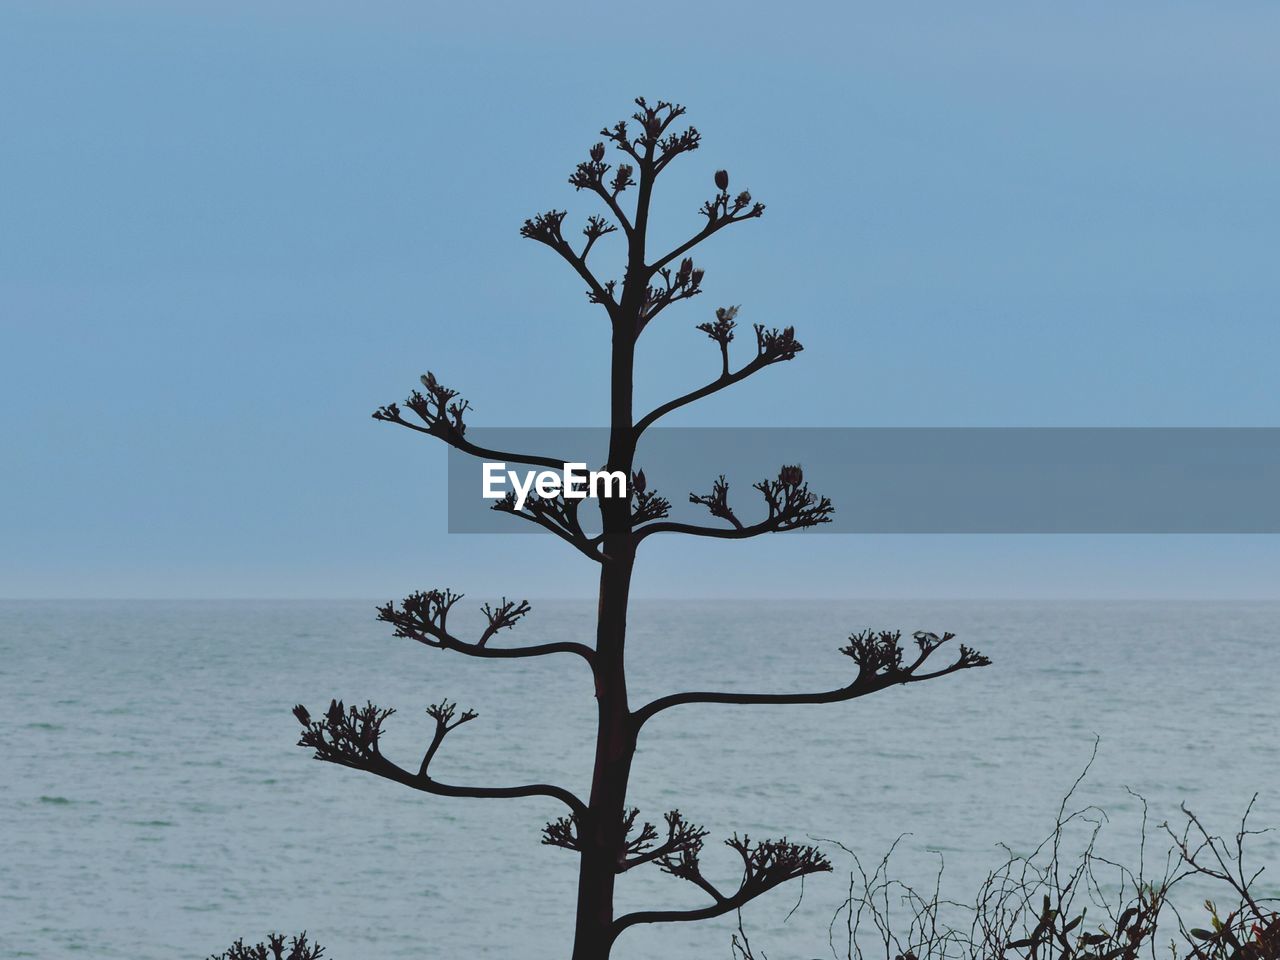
[291,97,991,960]
[728,751,1279,960]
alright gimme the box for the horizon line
[2,595,1277,603]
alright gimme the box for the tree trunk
[570,542,635,959]
[571,305,641,959]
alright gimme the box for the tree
[292,97,992,960]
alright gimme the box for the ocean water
[2,599,1278,959]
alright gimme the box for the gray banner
[446,428,1280,533]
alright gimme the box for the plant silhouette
[292,97,992,960]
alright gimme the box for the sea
[2,599,1277,959]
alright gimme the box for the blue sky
[2,1,1277,599]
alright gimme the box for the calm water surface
[2,599,1277,958]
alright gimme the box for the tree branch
[372,373,606,561]
[636,369,750,436]
[541,806,710,878]
[635,309,803,434]
[648,170,766,278]
[627,469,671,527]
[377,590,596,664]
[605,98,698,175]
[570,143,636,238]
[613,835,831,938]
[636,464,833,543]
[581,214,619,262]
[597,98,702,312]
[294,698,587,818]
[635,256,705,334]
[620,809,709,873]
[633,629,990,728]
[520,209,620,317]
[491,491,607,563]
[372,371,567,471]
[209,932,325,960]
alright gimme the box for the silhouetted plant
[731,753,1278,960]
[208,932,323,960]
[288,97,992,960]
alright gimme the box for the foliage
[732,753,1278,960]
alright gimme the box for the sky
[1,1,1277,599]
